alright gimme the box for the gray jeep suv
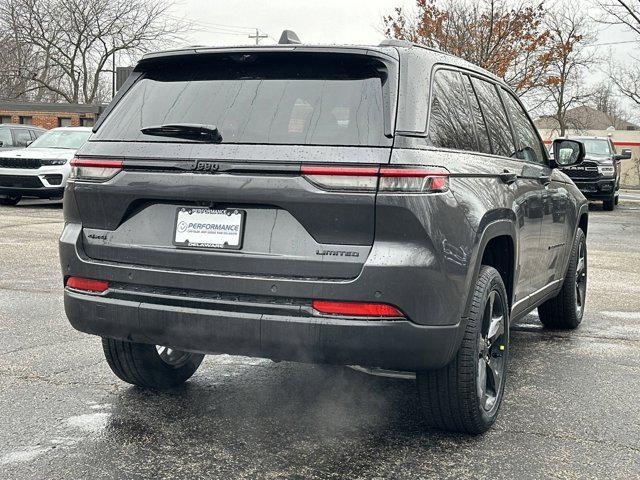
[60,41,589,434]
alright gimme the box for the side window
[471,77,516,158]
[12,129,32,147]
[428,69,477,152]
[502,90,546,164]
[461,75,492,155]
[0,128,13,147]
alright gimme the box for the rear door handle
[499,170,518,184]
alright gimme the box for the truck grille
[561,161,599,180]
[0,175,44,188]
[0,158,42,169]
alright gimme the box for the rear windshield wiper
[140,124,223,143]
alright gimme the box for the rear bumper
[64,288,464,370]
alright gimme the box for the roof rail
[279,30,301,45]
[379,39,413,48]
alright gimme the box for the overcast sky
[165,0,638,110]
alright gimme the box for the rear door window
[471,78,516,158]
[12,129,32,147]
[461,75,491,155]
[94,54,389,147]
[502,90,546,164]
[428,69,477,152]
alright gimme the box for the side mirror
[551,139,585,168]
[0,141,3,147]
[615,150,632,161]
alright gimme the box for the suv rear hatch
[73,49,398,280]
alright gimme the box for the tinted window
[0,128,13,146]
[95,55,387,147]
[461,75,491,154]
[503,90,545,164]
[13,129,32,147]
[471,78,515,157]
[428,69,477,151]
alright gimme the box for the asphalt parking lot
[0,200,639,479]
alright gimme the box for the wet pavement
[0,200,639,479]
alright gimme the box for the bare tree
[383,0,557,96]
[594,1,640,108]
[0,0,182,104]
[590,81,631,124]
[540,5,597,136]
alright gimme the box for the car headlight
[598,165,615,177]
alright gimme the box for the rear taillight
[70,157,123,182]
[379,167,449,192]
[301,165,449,193]
[66,277,109,293]
[312,300,404,317]
[301,165,379,191]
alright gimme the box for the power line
[167,15,257,34]
[590,39,639,47]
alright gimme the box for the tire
[102,338,204,389]
[615,195,619,206]
[603,194,615,211]
[0,195,21,206]
[538,228,587,329]
[416,266,509,434]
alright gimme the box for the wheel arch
[578,206,589,237]
[463,220,518,319]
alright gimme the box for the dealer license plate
[174,208,245,249]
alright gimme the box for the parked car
[555,136,630,211]
[60,40,589,434]
[0,124,46,151]
[0,126,92,205]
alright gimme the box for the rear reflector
[312,300,404,317]
[301,165,449,192]
[66,277,109,293]
[70,157,123,182]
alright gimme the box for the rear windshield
[95,53,388,147]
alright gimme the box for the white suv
[0,126,92,205]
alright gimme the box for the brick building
[0,101,104,130]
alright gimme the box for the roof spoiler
[278,30,301,45]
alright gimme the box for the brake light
[301,165,449,192]
[66,277,109,293]
[312,300,404,317]
[301,165,379,191]
[70,157,123,182]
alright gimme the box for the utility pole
[249,28,268,45]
